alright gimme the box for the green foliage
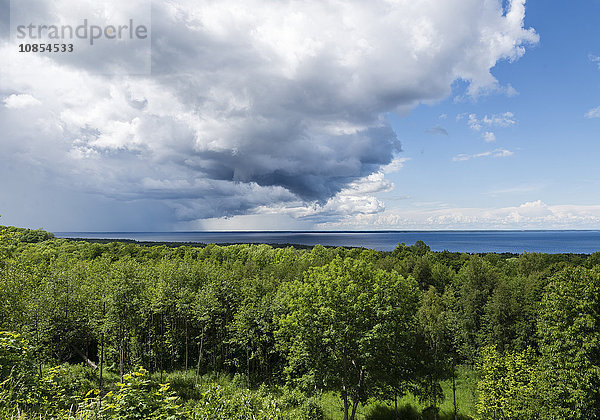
[78,367,182,419]
[453,256,500,362]
[3,224,600,419]
[415,286,454,412]
[19,228,55,243]
[0,226,54,246]
[0,332,76,418]
[476,345,537,420]
[184,377,323,420]
[191,383,281,419]
[0,331,38,411]
[0,331,33,379]
[481,274,543,353]
[536,267,600,419]
[276,257,420,420]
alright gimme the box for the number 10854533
[18,43,74,52]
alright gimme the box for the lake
[55,230,600,254]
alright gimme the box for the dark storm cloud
[0,0,538,228]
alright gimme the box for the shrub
[79,367,182,420]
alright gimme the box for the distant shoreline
[62,236,320,250]
[55,230,600,254]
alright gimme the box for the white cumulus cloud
[317,200,600,230]
[3,94,41,109]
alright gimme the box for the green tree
[276,257,420,420]
[452,256,499,362]
[481,274,543,354]
[476,344,537,420]
[416,286,454,420]
[228,275,280,385]
[537,267,600,419]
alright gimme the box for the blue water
[55,230,600,254]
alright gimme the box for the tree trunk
[433,374,438,420]
[452,360,457,420]
[342,354,350,420]
[185,319,189,371]
[119,316,125,383]
[350,397,360,420]
[350,367,364,420]
[119,337,124,383]
[246,348,250,388]
[100,301,105,392]
[342,391,349,420]
[160,313,164,383]
[99,330,104,391]
[433,339,438,420]
[72,345,98,369]
[342,380,349,420]
[170,313,175,371]
[195,330,204,386]
[35,315,42,377]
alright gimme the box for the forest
[1,224,600,419]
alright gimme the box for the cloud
[482,131,496,142]
[462,111,516,131]
[0,0,538,228]
[466,113,482,131]
[453,148,514,162]
[426,125,449,136]
[589,54,600,70]
[459,111,514,143]
[488,183,542,195]
[482,112,517,127]
[316,200,600,230]
[296,172,395,220]
[585,106,600,119]
[381,157,410,174]
[504,84,519,97]
[3,94,41,109]
[241,170,395,225]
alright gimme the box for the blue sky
[364,0,600,230]
[1,0,599,231]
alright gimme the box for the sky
[0,0,599,232]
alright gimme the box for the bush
[190,382,295,420]
[78,367,182,420]
[19,229,55,243]
[299,395,325,420]
[0,332,73,417]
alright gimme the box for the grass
[320,366,478,420]
[75,365,479,419]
